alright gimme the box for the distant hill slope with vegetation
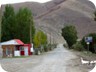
[1,0,96,43]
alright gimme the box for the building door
[24,47,28,56]
[6,48,12,57]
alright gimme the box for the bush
[71,42,84,51]
[61,25,78,48]
[44,44,49,52]
[81,33,96,53]
[47,44,53,51]
[52,44,57,48]
[63,43,69,48]
[34,48,41,55]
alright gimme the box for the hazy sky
[89,0,96,7]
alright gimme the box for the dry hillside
[1,0,96,43]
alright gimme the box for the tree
[81,33,96,53]
[94,11,96,21]
[33,30,47,48]
[1,5,16,41]
[2,5,35,43]
[16,8,32,43]
[16,7,35,43]
[33,32,40,48]
[61,25,78,47]
[40,31,47,45]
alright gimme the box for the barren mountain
[1,0,96,43]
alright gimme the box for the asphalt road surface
[0,44,86,72]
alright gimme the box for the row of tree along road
[61,10,96,53]
[1,5,57,55]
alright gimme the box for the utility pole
[50,31,52,50]
[30,16,34,44]
[50,32,51,44]
[0,8,2,48]
[30,21,32,44]
[53,37,54,45]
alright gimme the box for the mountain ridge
[1,0,96,43]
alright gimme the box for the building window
[20,46,24,51]
[14,46,19,51]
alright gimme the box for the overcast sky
[0,0,96,8]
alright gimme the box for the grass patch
[82,51,93,56]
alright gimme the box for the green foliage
[43,44,48,52]
[1,5,16,41]
[33,32,40,48]
[33,30,47,48]
[16,7,35,43]
[81,33,96,53]
[0,9,1,41]
[61,25,78,48]
[63,43,69,48]
[40,31,47,45]
[1,5,35,43]
[94,11,96,21]
[71,42,84,51]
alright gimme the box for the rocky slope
[1,0,96,43]
[35,0,96,43]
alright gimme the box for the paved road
[0,44,84,72]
